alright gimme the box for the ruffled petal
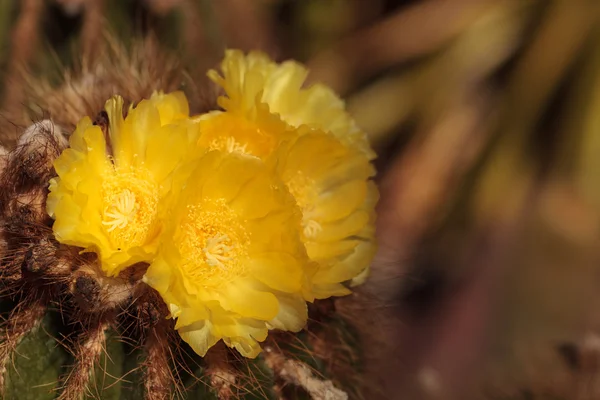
[247,252,303,293]
[179,320,220,357]
[219,280,279,320]
[151,91,190,124]
[267,293,307,332]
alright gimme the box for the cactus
[0,3,378,399]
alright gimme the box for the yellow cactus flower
[202,50,379,297]
[143,151,311,358]
[206,49,375,159]
[47,91,198,276]
[273,132,378,298]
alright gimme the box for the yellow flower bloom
[274,132,378,298]
[205,50,378,297]
[207,49,375,159]
[47,91,198,276]
[143,151,310,358]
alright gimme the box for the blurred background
[2,0,600,399]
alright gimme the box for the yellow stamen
[101,169,159,248]
[203,233,234,269]
[179,199,249,287]
[302,219,322,239]
[102,189,139,232]
[209,136,249,154]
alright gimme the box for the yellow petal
[267,293,307,332]
[313,240,377,284]
[150,91,190,124]
[201,152,262,203]
[313,180,367,223]
[124,98,161,163]
[178,320,220,357]
[144,124,190,183]
[350,265,370,287]
[312,283,351,299]
[68,116,94,152]
[229,173,291,220]
[174,304,210,330]
[223,336,262,359]
[105,95,128,166]
[247,252,303,293]
[305,239,360,262]
[143,257,173,294]
[314,211,369,242]
[219,281,279,320]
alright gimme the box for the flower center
[103,189,138,232]
[101,168,159,248]
[209,136,249,154]
[199,114,277,159]
[179,199,249,287]
[285,171,322,239]
[203,233,234,268]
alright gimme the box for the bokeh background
[2,1,600,399]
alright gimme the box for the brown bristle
[204,343,237,400]
[0,147,9,172]
[22,237,60,276]
[0,299,46,392]
[8,190,49,226]
[70,262,136,313]
[58,319,109,400]
[0,244,26,291]
[143,323,173,400]
[8,120,66,187]
[24,36,219,133]
[129,285,169,333]
[0,121,66,243]
[262,346,349,400]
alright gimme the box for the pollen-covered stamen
[226,137,248,153]
[203,234,234,269]
[179,199,249,287]
[210,136,249,154]
[102,189,139,232]
[101,169,159,247]
[303,219,323,238]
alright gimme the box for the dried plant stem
[263,346,348,400]
[143,324,171,400]
[0,299,46,392]
[58,319,109,400]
